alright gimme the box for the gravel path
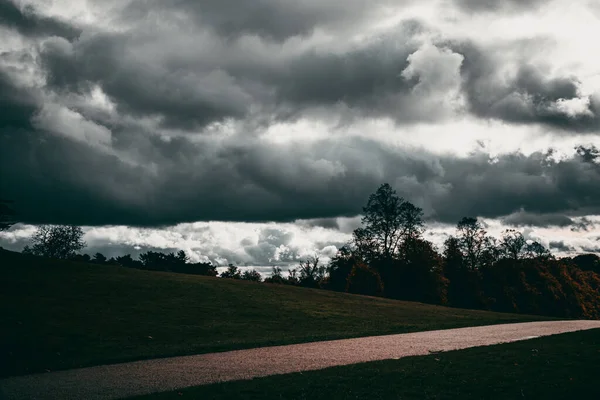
[2,320,599,400]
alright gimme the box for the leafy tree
[139,251,165,270]
[571,254,600,274]
[326,245,358,292]
[241,269,263,282]
[186,261,218,276]
[500,229,527,260]
[115,254,142,268]
[220,264,241,279]
[525,241,552,260]
[93,252,107,264]
[138,250,187,271]
[176,250,189,264]
[345,262,384,297]
[455,217,493,270]
[381,237,448,304]
[443,236,484,308]
[24,225,86,259]
[353,183,424,261]
[0,199,16,231]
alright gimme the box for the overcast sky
[1,0,600,268]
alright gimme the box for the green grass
[132,329,600,400]
[0,250,551,378]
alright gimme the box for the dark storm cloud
[432,147,600,223]
[549,241,574,252]
[570,217,595,232]
[502,210,574,228]
[0,0,80,40]
[449,40,600,132]
[3,97,600,228]
[581,245,600,254]
[271,30,424,121]
[3,1,600,229]
[298,218,342,230]
[122,0,396,41]
[0,68,39,129]
[36,20,434,129]
[35,15,598,133]
[39,35,250,130]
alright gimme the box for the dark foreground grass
[1,250,550,378]
[133,329,600,400]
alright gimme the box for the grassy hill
[0,249,552,378]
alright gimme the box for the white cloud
[401,42,465,113]
[554,97,594,118]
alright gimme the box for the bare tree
[298,255,326,287]
[23,225,86,259]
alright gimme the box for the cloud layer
[1,0,599,258]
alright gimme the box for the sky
[1,0,600,269]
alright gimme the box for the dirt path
[2,320,600,400]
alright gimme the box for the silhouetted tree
[298,256,326,288]
[455,217,494,270]
[138,250,187,271]
[345,262,384,296]
[443,236,485,309]
[353,183,424,261]
[186,261,218,276]
[287,268,300,285]
[93,252,107,264]
[24,225,86,259]
[525,241,552,260]
[220,264,241,279]
[264,266,286,284]
[326,245,358,292]
[378,237,447,303]
[115,254,142,268]
[500,229,527,260]
[176,250,188,264]
[571,254,600,274]
[241,269,263,282]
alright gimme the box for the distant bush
[241,269,263,282]
[220,264,242,279]
[264,266,286,284]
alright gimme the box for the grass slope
[133,329,600,400]
[0,250,551,378]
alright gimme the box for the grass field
[0,249,552,378]
[132,329,600,400]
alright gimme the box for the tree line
[6,184,600,318]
